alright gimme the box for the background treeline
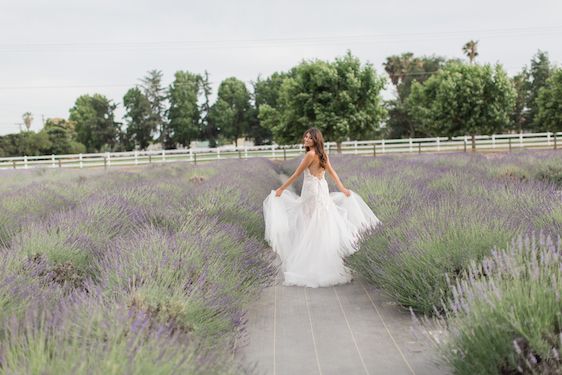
[1,46,561,157]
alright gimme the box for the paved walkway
[238,273,450,375]
[239,173,450,375]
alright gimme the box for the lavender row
[0,158,279,374]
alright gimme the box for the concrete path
[238,273,451,375]
[239,171,450,375]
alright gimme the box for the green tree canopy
[141,69,172,148]
[167,70,201,148]
[383,53,448,138]
[210,77,252,146]
[526,50,553,130]
[260,51,386,150]
[69,94,120,152]
[248,73,289,145]
[510,70,529,132]
[1,131,52,156]
[123,87,155,150]
[199,71,218,147]
[42,118,85,155]
[406,62,516,138]
[536,68,562,133]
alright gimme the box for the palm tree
[383,53,415,86]
[462,40,479,64]
[22,112,33,131]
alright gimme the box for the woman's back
[307,152,325,178]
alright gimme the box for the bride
[262,128,380,288]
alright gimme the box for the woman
[262,128,380,288]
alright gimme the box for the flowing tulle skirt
[263,188,380,287]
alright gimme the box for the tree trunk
[336,141,342,154]
[471,134,476,152]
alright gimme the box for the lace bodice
[302,167,329,211]
[304,167,325,181]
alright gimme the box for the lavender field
[283,150,561,374]
[1,150,561,374]
[0,159,280,374]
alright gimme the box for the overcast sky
[1,0,561,135]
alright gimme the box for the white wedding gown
[262,167,380,287]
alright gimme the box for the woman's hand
[342,188,351,197]
[275,187,284,197]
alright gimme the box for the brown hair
[303,127,327,169]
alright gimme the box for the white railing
[0,132,560,170]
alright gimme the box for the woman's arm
[275,151,314,196]
[325,154,351,197]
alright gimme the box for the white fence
[1,132,560,170]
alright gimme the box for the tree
[167,70,201,148]
[199,71,218,147]
[250,72,289,145]
[210,77,252,146]
[69,94,120,152]
[510,70,530,132]
[260,51,386,151]
[536,68,562,133]
[123,87,154,150]
[42,118,85,154]
[526,50,553,130]
[407,62,516,148]
[383,53,448,138]
[16,131,51,156]
[462,40,479,64]
[140,69,172,148]
[0,134,20,156]
[22,112,33,131]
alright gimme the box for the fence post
[23,155,28,169]
[509,138,512,152]
[418,142,421,154]
[79,153,83,168]
[58,159,62,168]
[492,134,496,149]
[327,143,330,154]
[244,146,248,159]
[382,139,385,153]
[12,160,16,169]
[194,152,197,165]
[134,150,138,165]
[519,132,523,147]
[554,134,558,150]
[51,154,55,168]
[162,149,166,162]
[238,150,241,159]
[272,145,276,158]
[283,148,287,161]
[463,139,467,152]
[354,140,358,155]
[106,152,111,167]
[436,138,440,152]
[409,138,413,152]
[373,144,376,157]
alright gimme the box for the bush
[428,233,562,375]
